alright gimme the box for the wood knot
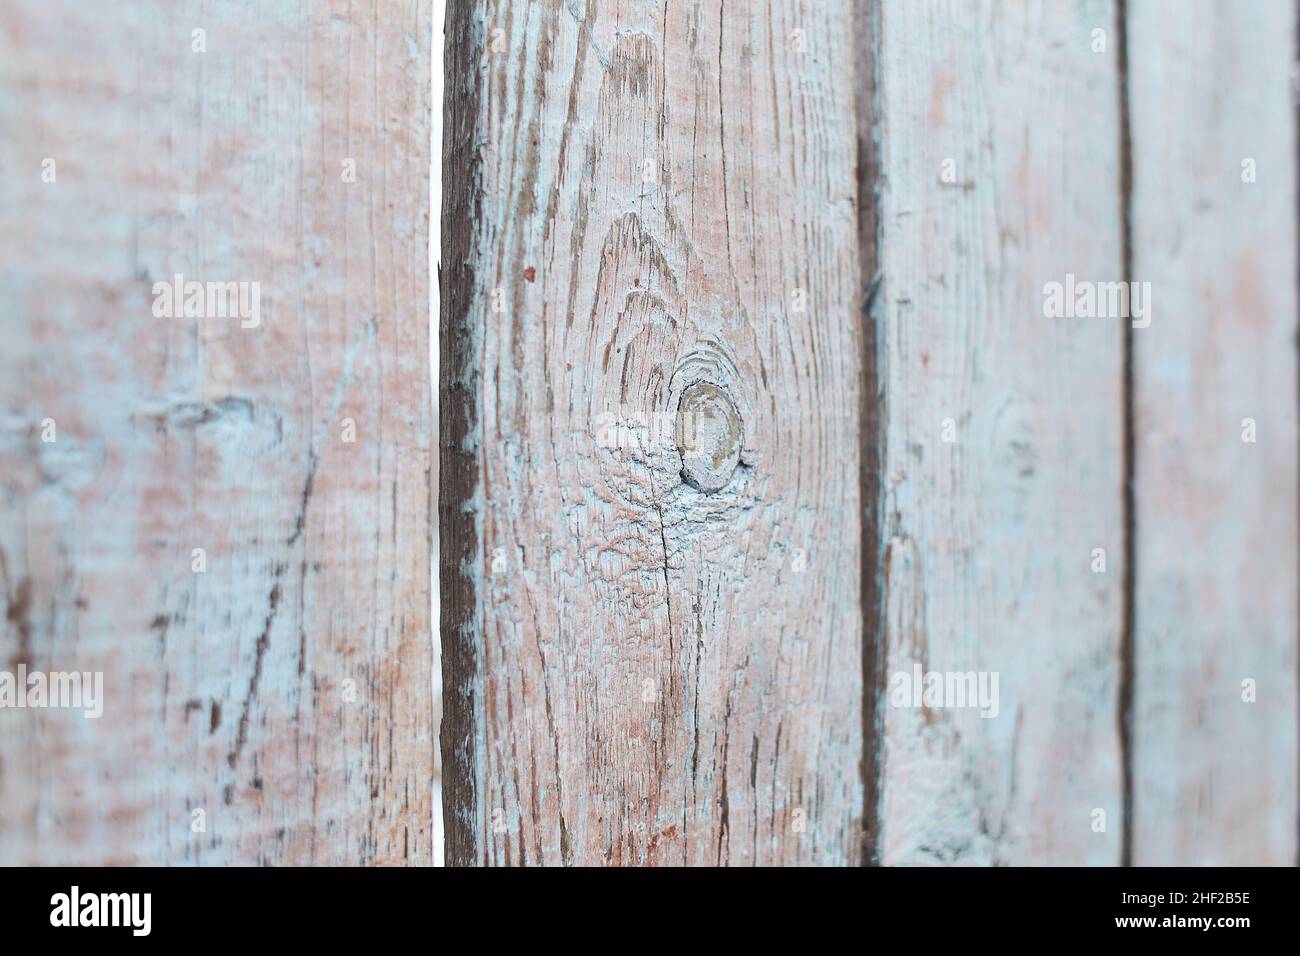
[676,381,742,493]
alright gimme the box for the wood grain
[441,0,864,865]
[0,0,433,864]
[873,0,1126,865]
[1126,0,1298,865]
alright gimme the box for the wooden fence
[1,0,1296,866]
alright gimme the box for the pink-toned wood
[1127,0,1298,865]
[872,0,1126,864]
[0,0,433,864]
[441,0,864,865]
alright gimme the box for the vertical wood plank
[874,0,1126,864]
[1127,0,1298,865]
[441,0,863,865]
[0,0,433,864]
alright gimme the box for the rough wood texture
[441,0,864,865]
[0,0,433,864]
[1127,0,1298,865]
[873,0,1126,864]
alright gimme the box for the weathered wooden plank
[431,0,447,871]
[1126,0,1298,865]
[873,0,1126,864]
[0,0,433,864]
[441,0,863,865]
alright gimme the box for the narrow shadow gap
[1116,0,1137,869]
[854,0,886,867]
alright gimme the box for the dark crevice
[1116,0,1137,869]
[440,1,487,867]
[654,500,675,634]
[286,448,318,546]
[854,0,885,867]
[228,579,282,768]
